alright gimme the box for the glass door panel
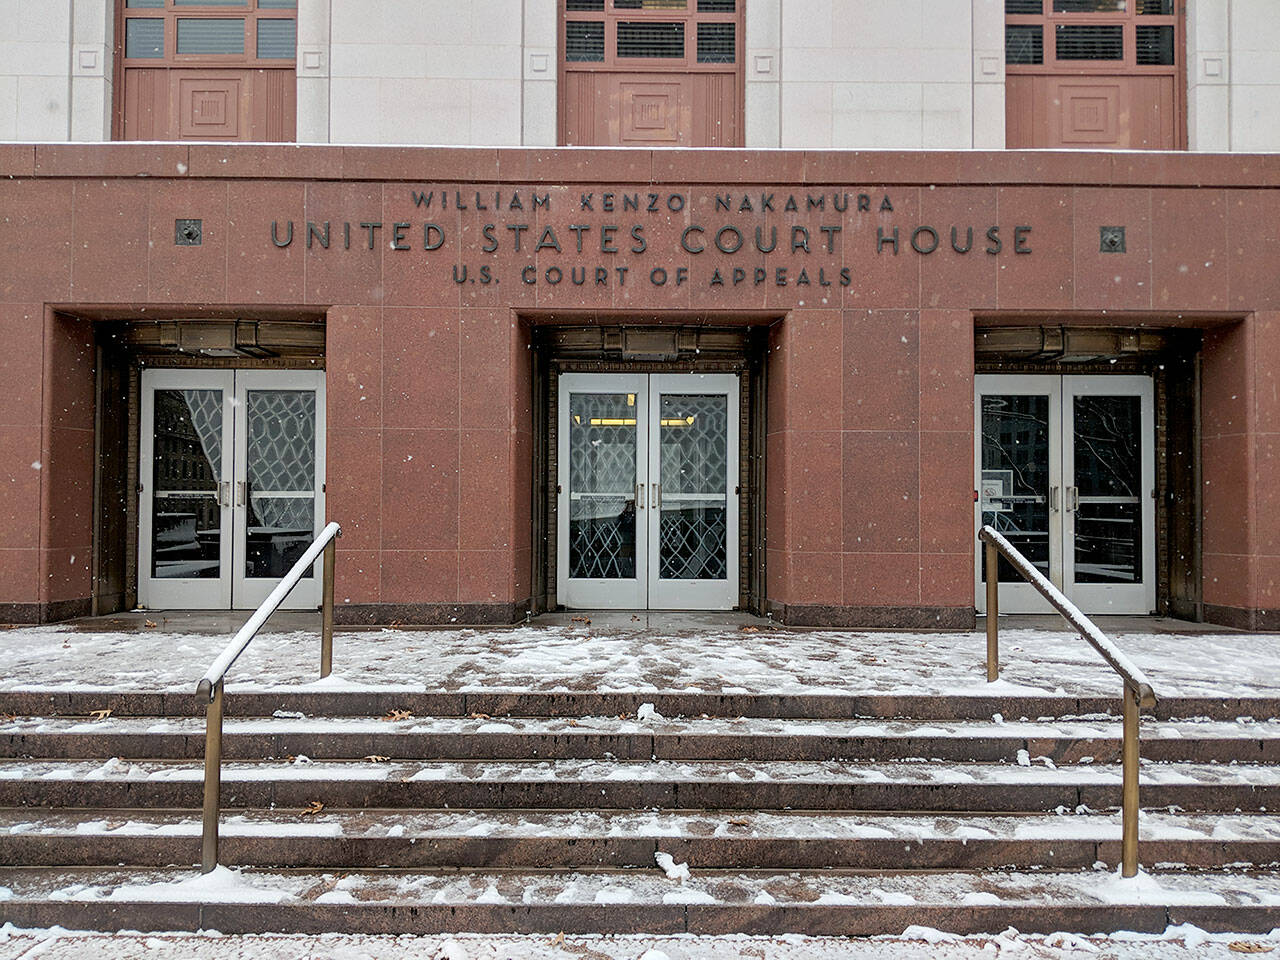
[557,374,648,608]
[1064,375,1154,612]
[975,375,1062,614]
[139,370,234,609]
[976,374,1154,615]
[233,371,325,609]
[648,374,738,610]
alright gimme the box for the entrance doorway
[975,374,1155,615]
[138,369,326,610]
[557,372,739,610]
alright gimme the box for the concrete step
[4,809,1279,871]
[1,865,1278,936]
[6,715,1277,763]
[4,688,1279,721]
[2,757,1277,812]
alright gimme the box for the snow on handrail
[196,521,342,700]
[979,524,1156,707]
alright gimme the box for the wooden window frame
[562,1,744,74]
[1005,0,1186,149]
[1005,1,1182,76]
[113,0,297,139]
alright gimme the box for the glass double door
[557,373,739,610]
[139,369,326,610]
[976,374,1155,615]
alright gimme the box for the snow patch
[654,851,690,882]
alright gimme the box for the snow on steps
[5,714,1279,763]
[2,757,1279,812]
[3,809,1279,870]
[1,865,1279,936]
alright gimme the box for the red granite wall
[0,144,1277,627]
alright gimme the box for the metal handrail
[979,523,1156,879]
[195,520,341,873]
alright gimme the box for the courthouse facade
[2,1,1279,629]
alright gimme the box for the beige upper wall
[0,0,1274,150]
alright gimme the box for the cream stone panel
[1226,0,1280,150]
[297,0,331,142]
[745,0,781,146]
[471,80,523,145]
[922,82,973,149]
[972,80,1005,150]
[329,77,381,143]
[780,81,833,147]
[523,79,556,146]
[17,76,71,141]
[0,75,17,140]
[781,0,974,148]
[971,0,1004,148]
[1186,0,1228,150]
[745,78,780,148]
[832,82,923,148]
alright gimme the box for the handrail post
[1121,680,1140,878]
[985,538,999,682]
[200,679,224,874]
[321,537,336,679]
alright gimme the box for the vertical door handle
[652,483,661,508]
[1067,486,1079,512]
[218,481,231,508]
[1049,486,1059,512]
[236,481,247,507]
[636,483,645,509]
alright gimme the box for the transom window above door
[561,0,743,147]
[117,0,297,141]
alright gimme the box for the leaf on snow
[381,709,412,722]
[300,801,325,817]
[364,755,390,763]
[89,709,113,721]
[1229,944,1274,954]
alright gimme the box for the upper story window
[116,0,297,142]
[560,0,744,147]
[1004,0,1183,149]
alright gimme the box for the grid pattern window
[1004,0,1183,150]
[121,0,297,67]
[561,0,744,147]
[116,0,297,141]
[1005,0,1178,70]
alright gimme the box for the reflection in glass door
[557,373,739,610]
[975,375,1154,615]
[140,369,325,610]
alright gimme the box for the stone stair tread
[5,808,1280,843]
[6,714,1278,739]
[4,757,1279,785]
[3,865,1279,909]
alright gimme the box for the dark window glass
[1005,0,1042,12]
[615,0,687,7]
[698,0,736,10]
[125,0,165,7]
[1006,24,1044,64]
[1135,24,1174,64]
[125,18,164,57]
[258,0,298,7]
[566,0,604,8]
[177,18,246,54]
[1054,0,1125,11]
[1056,23,1123,59]
[257,18,295,58]
[617,20,684,57]
[566,20,605,61]
[1136,0,1173,12]
[697,22,734,62]
[174,0,249,5]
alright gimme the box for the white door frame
[646,372,740,611]
[557,371,740,610]
[975,374,1155,616]
[139,368,325,611]
[139,369,236,610]
[557,372,650,609]
[232,370,327,610]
